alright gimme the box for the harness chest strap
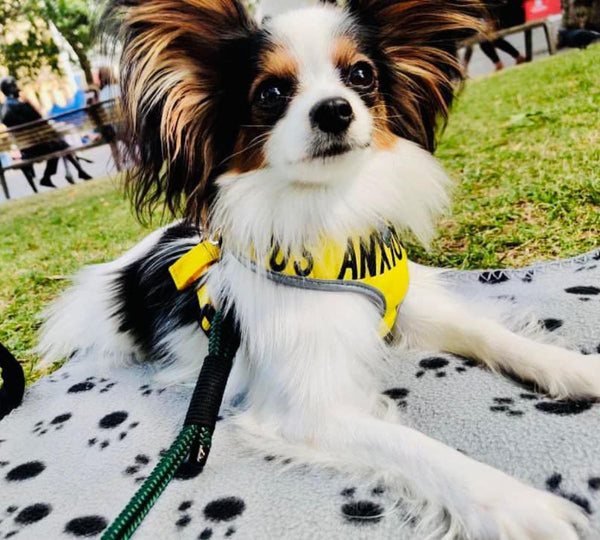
[169,226,410,339]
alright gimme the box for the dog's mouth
[308,141,370,162]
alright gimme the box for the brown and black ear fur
[102,0,263,228]
[347,0,485,152]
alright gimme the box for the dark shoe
[39,177,57,188]
[78,170,93,181]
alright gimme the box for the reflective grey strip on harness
[234,255,388,320]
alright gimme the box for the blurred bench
[463,19,556,64]
[0,99,121,200]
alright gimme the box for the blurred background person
[559,0,600,48]
[98,66,120,102]
[480,0,527,70]
[1,76,92,189]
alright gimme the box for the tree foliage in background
[0,0,262,86]
[0,0,93,85]
[39,0,94,84]
[0,0,60,82]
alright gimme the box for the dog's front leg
[236,407,584,539]
[396,263,600,399]
[331,412,585,539]
[222,256,586,538]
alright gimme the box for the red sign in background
[524,0,562,21]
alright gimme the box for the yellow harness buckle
[169,240,220,291]
[169,240,221,334]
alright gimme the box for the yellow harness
[169,225,410,340]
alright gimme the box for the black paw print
[64,515,108,537]
[565,286,600,302]
[262,455,293,466]
[539,318,564,332]
[416,357,449,379]
[535,399,595,416]
[383,388,409,408]
[521,392,596,416]
[5,461,46,482]
[340,485,387,526]
[546,473,592,514]
[0,503,52,539]
[589,476,600,494]
[87,411,139,450]
[48,371,71,383]
[68,376,117,395]
[505,392,596,417]
[32,413,73,436]
[489,397,524,417]
[493,294,517,303]
[173,497,246,539]
[123,454,152,484]
[454,356,479,374]
[138,384,166,397]
[175,501,193,530]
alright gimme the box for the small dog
[40,0,598,538]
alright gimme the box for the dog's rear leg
[396,264,600,399]
[238,409,584,539]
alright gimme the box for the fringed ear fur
[348,0,485,152]
[103,0,259,228]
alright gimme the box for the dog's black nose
[310,97,354,134]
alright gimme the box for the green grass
[1,46,599,383]
[410,45,600,268]
[0,179,152,382]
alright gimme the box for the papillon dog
[39,0,599,537]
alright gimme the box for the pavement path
[466,23,559,78]
[0,145,120,204]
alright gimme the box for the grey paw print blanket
[1,250,599,540]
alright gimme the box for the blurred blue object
[0,153,13,167]
[48,74,86,117]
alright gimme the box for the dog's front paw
[458,471,587,539]
[541,352,600,399]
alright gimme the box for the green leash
[102,309,240,540]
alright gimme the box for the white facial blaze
[264,7,374,184]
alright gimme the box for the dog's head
[107,0,482,229]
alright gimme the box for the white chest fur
[209,253,397,433]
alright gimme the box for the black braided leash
[101,309,240,540]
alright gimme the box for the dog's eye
[260,85,282,105]
[347,62,375,90]
[256,79,290,109]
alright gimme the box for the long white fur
[37,227,170,368]
[38,4,600,539]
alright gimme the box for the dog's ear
[347,0,484,152]
[104,0,258,227]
